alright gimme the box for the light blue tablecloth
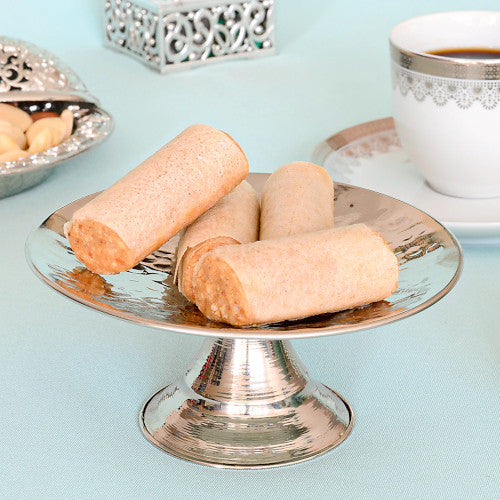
[1,1,498,498]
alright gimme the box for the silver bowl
[0,37,113,198]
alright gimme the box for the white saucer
[313,117,500,245]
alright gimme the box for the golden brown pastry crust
[175,180,260,301]
[260,161,334,240]
[194,255,251,326]
[178,236,239,302]
[65,124,249,274]
[194,224,399,326]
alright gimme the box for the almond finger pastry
[193,224,399,327]
[175,180,260,302]
[65,124,249,274]
[259,161,334,240]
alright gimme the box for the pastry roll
[194,224,399,326]
[175,180,260,302]
[259,161,334,240]
[65,124,249,275]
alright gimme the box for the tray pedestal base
[141,337,353,468]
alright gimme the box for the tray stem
[141,337,353,468]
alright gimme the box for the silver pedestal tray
[25,173,462,468]
[0,36,114,198]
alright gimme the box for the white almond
[0,149,28,163]
[0,103,33,132]
[26,117,66,147]
[0,133,20,154]
[27,128,60,154]
[0,119,26,149]
[60,109,74,140]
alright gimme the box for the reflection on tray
[27,175,462,338]
[55,267,118,312]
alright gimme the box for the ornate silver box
[104,0,275,72]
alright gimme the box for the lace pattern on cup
[392,64,500,110]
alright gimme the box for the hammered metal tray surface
[0,37,113,198]
[25,173,463,339]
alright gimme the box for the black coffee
[427,48,500,59]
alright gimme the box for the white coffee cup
[390,11,500,199]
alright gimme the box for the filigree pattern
[0,36,88,96]
[104,0,160,67]
[104,0,275,72]
[392,64,500,110]
[0,37,113,198]
[163,1,274,65]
